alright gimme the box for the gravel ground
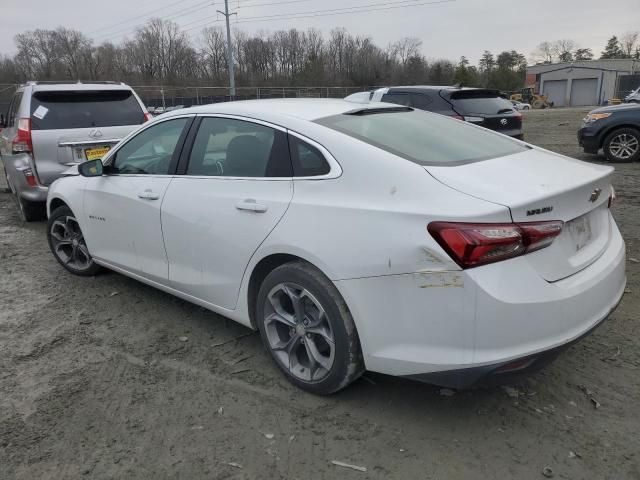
[1,107,639,480]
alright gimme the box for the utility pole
[217,0,237,98]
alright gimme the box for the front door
[82,117,191,282]
[161,116,294,309]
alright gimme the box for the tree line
[1,20,637,93]
[533,33,640,64]
[0,19,527,91]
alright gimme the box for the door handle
[235,199,268,213]
[137,189,160,200]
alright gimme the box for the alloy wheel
[263,283,335,382]
[49,215,93,271]
[609,133,639,160]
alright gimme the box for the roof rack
[25,80,124,86]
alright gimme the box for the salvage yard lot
[1,107,639,479]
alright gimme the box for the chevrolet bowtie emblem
[589,188,602,202]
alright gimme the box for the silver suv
[0,81,149,221]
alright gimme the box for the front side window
[316,109,528,166]
[186,117,291,177]
[112,118,188,175]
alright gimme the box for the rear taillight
[608,187,616,208]
[428,221,563,269]
[144,113,153,122]
[451,115,465,121]
[23,168,38,187]
[12,118,32,153]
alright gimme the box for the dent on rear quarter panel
[414,271,464,288]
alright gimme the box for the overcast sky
[1,0,638,64]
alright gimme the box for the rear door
[446,90,522,136]
[82,117,192,282]
[161,115,294,309]
[29,89,147,185]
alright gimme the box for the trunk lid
[425,148,614,281]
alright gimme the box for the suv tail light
[22,168,38,187]
[428,221,563,268]
[144,112,153,122]
[12,118,32,153]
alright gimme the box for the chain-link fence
[133,85,369,109]
[0,84,370,117]
[617,74,640,99]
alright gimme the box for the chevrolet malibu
[46,99,626,394]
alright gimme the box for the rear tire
[47,206,102,276]
[256,261,364,394]
[17,196,44,222]
[603,128,640,163]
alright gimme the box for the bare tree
[621,31,639,58]
[533,41,555,64]
[552,39,577,63]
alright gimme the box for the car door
[82,116,192,282]
[161,115,294,309]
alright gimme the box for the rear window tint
[449,93,515,115]
[315,109,528,166]
[289,136,330,176]
[30,90,144,130]
[381,93,411,106]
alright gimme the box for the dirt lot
[1,107,639,480]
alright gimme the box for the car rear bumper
[335,220,626,386]
[402,296,619,388]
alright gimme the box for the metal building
[526,59,640,107]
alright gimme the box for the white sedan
[46,99,626,394]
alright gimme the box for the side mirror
[78,159,104,177]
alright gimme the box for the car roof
[27,83,133,93]
[387,85,499,95]
[161,98,401,123]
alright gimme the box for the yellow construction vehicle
[510,87,554,109]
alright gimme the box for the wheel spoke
[77,244,91,261]
[306,324,335,346]
[265,311,295,328]
[267,293,296,325]
[305,336,332,372]
[283,285,305,322]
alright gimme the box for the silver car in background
[0,81,150,221]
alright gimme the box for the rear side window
[449,92,515,115]
[381,93,411,106]
[316,109,528,166]
[410,93,432,110]
[186,117,292,177]
[289,136,330,176]
[30,90,145,130]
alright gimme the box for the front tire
[47,206,102,276]
[603,128,640,163]
[256,261,364,394]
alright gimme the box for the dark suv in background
[579,103,640,163]
[346,86,523,139]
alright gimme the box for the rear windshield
[449,92,515,115]
[315,109,528,166]
[30,90,144,130]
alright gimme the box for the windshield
[316,109,528,166]
[450,93,515,115]
[30,90,145,130]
